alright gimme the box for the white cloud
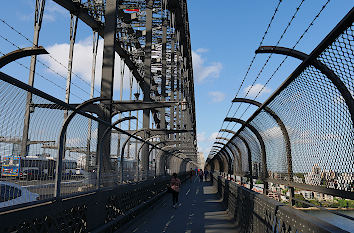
[196,48,208,53]
[18,1,67,22]
[43,2,67,22]
[192,49,222,83]
[262,126,282,138]
[198,145,211,160]
[46,3,67,15]
[43,37,134,91]
[197,132,206,142]
[244,83,271,98]
[208,91,225,102]
[43,14,55,22]
[66,137,84,146]
[209,132,219,141]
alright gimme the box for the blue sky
[0,0,353,160]
[187,0,353,159]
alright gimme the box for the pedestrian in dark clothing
[204,170,209,181]
[170,173,181,208]
[199,170,204,182]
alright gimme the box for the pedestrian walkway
[120,176,239,233]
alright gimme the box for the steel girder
[50,0,197,177]
[52,0,196,139]
[0,47,48,68]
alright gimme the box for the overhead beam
[0,46,48,68]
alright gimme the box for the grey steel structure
[4,0,197,178]
[0,2,353,233]
[0,0,197,204]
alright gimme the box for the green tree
[309,199,321,207]
[282,188,288,195]
[255,179,263,184]
[329,202,339,208]
[294,194,310,208]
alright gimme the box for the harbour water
[303,210,354,232]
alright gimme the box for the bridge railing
[211,173,348,233]
[0,172,188,232]
[208,8,353,205]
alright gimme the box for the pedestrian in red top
[170,173,181,208]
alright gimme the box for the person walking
[170,173,181,208]
[204,170,209,181]
[199,169,204,182]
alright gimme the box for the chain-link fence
[209,9,353,204]
[0,71,193,210]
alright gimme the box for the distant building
[267,192,280,201]
[293,175,304,183]
[252,162,261,178]
[337,172,353,191]
[197,152,205,169]
[300,190,314,200]
[313,192,334,201]
[304,164,321,186]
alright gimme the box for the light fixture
[181,98,187,111]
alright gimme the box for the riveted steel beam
[0,47,48,68]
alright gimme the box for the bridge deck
[121,177,239,233]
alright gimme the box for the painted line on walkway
[186,188,190,196]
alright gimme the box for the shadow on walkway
[120,177,239,233]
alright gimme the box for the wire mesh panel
[0,78,65,205]
[224,146,234,171]
[209,11,353,203]
[266,64,353,190]
[60,114,99,196]
[252,110,287,179]
[232,137,249,175]
[239,130,262,178]
[317,24,354,97]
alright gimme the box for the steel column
[169,36,175,134]
[160,18,167,133]
[64,13,79,113]
[86,31,99,171]
[141,0,154,180]
[21,0,46,156]
[96,0,118,185]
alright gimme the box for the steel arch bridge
[0,1,353,232]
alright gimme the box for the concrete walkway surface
[119,176,239,233]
